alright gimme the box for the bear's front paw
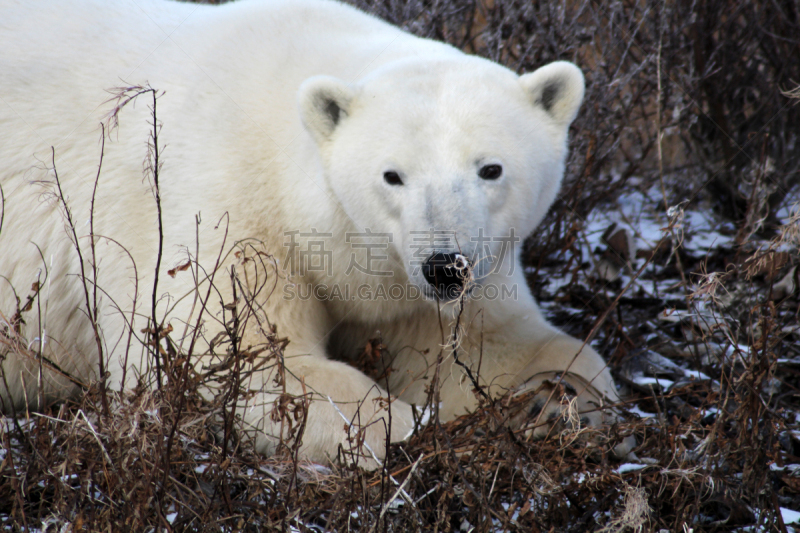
[506,372,635,458]
[321,396,416,470]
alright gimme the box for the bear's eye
[478,164,503,180]
[383,171,403,186]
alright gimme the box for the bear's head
[299,58,584,301]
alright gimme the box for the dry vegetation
[2,0,800,531]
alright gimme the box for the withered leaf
[167,261,191,278]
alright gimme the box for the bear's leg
[380,274,633,456]
[236,348,415,468]
[456,280,634,457]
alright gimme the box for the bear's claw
[507,372,635,458]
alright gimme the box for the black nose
[422,253,470,299]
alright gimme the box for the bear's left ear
[299,76,356,145]
[519,61,585,127]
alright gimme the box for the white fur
[0,0,625,464]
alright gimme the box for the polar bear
[0,0,629,464]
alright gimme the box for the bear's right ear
[519,61,585,128]
[299,76,355,145]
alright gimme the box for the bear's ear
[519,61,585,127]
[299,76,356,145]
